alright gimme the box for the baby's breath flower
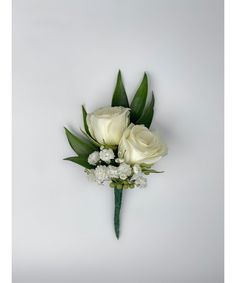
[131,170,147,187]
[118,163,132,180]
[94,165,108,184]
[88,151,100,165]
[99,148,115,163]
[107,165,119,179]
[115,158,124,164]
[119,174,128,180]
[134,175,147,188]
[85,169,96,182]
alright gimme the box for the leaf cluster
[112,70,156,128]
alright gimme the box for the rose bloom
[118,124,167,165]
[87,106,130,145]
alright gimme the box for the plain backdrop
[13,0,223,282]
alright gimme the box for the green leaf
[130,73,148,122]
[136,92,155,128]
[143,169,164,174]
[112,70,129,107]
[64,127,98,156]
[80,128,101,147]
[82,105,90,136]
[64,156,95,169]
[140,163,152,169]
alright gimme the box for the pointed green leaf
[112,70,129,107]
[136,92,155,128]
[82,105,90,136]
[80,128,101,147]
[64,156,95,169]
[64,127,98,156]
[130,73,148,122]
[143,169,164,174]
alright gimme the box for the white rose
[87,106,130,145]
[118,124,168,165]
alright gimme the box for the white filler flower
[88,151,100,165]
[107,165,119,179]
[86,169,96,182]
[99,148,115,163]
[118,163,132,180]
[94,165,108,184]
[115,158,124,164]
[134,175,147,188]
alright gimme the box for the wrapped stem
[114,188,123,239]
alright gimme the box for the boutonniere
[64,71,167,238]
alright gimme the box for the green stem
[114,188,123,239]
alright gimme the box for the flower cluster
[88,147,115,165]
[86,147,148,189]
[65,104,167,191]
[82,104,167,191]
[65,72,168,191]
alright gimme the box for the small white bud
[115,158,124,164]
[118,163,132,180]
[107,165,119,179]
[99,148,115,163]
[133,164,141,174]
[134,175,147,188]
[85,169,96,182]
[119,174,127,180]
[94,165,108,184]
[88,151,100,165]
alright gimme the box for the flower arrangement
[64,71,167,238]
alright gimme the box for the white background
[12,0,223,283]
